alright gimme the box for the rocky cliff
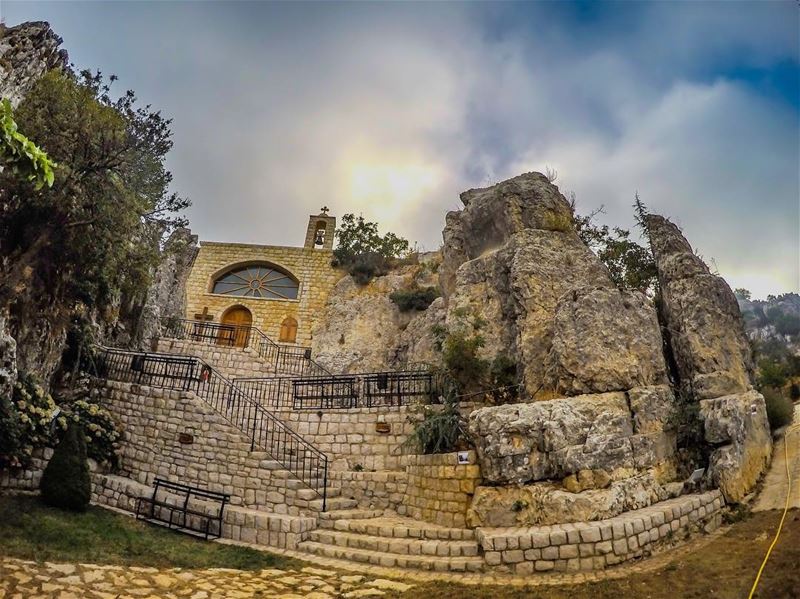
[0,21,68,108]
[312,171,772,521]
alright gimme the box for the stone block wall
[99,380,309,514]
[185,242,343,347]
[478,489,724,574]
[398,451,482,528]
[330,470,409,511]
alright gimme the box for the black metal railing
[235,370,438,411]
[96,346,329,510]
[160,318,331,377]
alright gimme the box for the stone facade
[184,215,344,347]
[478,489,724,574]
[399,451,482,528]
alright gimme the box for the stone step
[318,508,385,523]
[308,529,479,557]
[297,541,485,572]
[286,479,328,490]
[310,496,357,511]
[292,486,342,500]
[330,516,476,541]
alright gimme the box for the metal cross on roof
[320,206,330,215]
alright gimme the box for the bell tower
[304,207,336,250]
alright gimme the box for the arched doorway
[218,305,252,348]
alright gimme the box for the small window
[279,316,298,343]
[212,264,299,300]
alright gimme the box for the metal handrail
[95,346,329,510]
[235,369,439,411]
[160,318,331,377]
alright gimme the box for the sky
[2,0,799,299]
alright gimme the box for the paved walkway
[753,402,800,512]
[0,560,412,599]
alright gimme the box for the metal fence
[161,318,331,377]
[235,370,439,411]
[96,346,329,510]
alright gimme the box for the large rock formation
[443,173,667,399]
[312,258,445,373]
[646,215,771,502]
[0,21,68,107]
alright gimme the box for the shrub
[0,373,57,468]
[333,214,410,285]
[389,286,439,312]
[762,387,794,431]
[0,393,23,469]
[40,421,91,512]
[488,355,519,403]
[404,389,468,455]
[66,399,123,468]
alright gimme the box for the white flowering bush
[64,398,123,468]
[0,372,123,470]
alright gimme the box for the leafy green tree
[571,194,657,295]
[333,213,410,284]
[0,70,189,358]
[0,99,56,189]
[734,288,752,301]
[40,420,91,512]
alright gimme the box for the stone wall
[478,489,724,574]
[399,451,482,528]
[99,380,310,514]
[185,242,343,347]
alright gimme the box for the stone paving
[753,402,800,512]
[0,559,413,598]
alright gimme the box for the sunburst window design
[212,265,299,300]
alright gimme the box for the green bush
[0,372,57,469]
[0,393,23,469]
[333,214,410,285]
[66,399,123,468]
[489,355,519,403]
[404,390,468,455]
[762,387,794,431]
[389,286,439,312]
[40,421,91,512]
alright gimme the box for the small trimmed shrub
[40,421,91,512]
[389,286,439,312]
[763,387,794,431]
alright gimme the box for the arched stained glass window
[212,265,299,300]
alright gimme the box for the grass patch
[0,494,303,570]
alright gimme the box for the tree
[0,99,56,189]
[40,420,91,512]
[734,288,752,301]
[570,194,658,295]
[0,70,189,356]
[333,213,410,284]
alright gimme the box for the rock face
[469,386,676,485]
[0,21,68,108]
[442,173,667,399]
[646,215,753,400]
[700,391,772,503]
[547,287,668,395]
[312,260,445,373]
[646,214,770,502]
[134,228,199,347]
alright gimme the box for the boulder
[645,215,753,399]
[700,391,772,503]
[546,287,668,395]
[468,391,676,485]
[439,172,575,298]
[467,471,682,527]
[447,229,615,398]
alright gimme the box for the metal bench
[135,478,230,540]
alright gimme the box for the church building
[183,210,342,347]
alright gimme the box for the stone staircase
[298,513,485,572]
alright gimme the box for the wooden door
[218,306,252,348]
